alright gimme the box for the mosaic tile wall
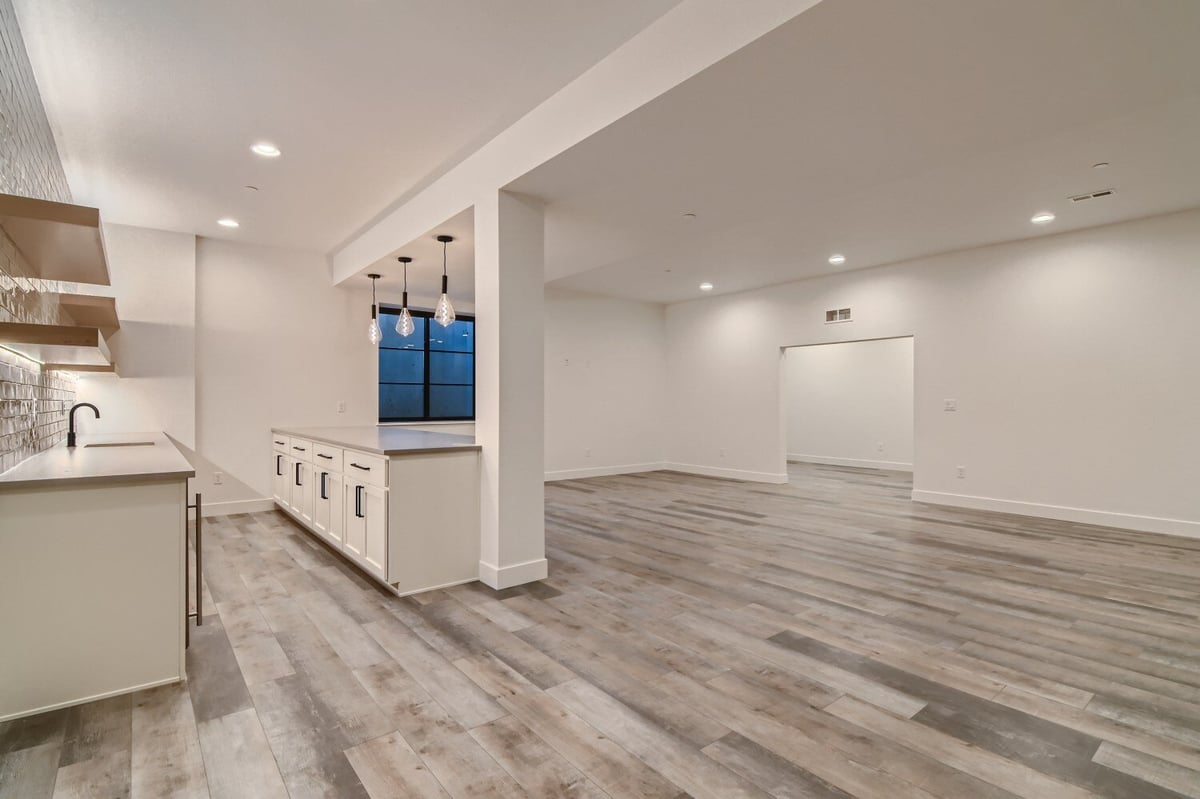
[0,0,72,204]
[0,0,76,473]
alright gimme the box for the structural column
[473,189,547,588]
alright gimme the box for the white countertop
[0,432,196,491]
[274,425,481,456]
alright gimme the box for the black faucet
[67,403,100,448]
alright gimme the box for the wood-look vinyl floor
[2,463,1199,798]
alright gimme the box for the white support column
[474,189,547,589]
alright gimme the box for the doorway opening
[781,336,914,479]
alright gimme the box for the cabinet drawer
[312,442,343,471]
[271,434,290,454]
[288,437,314,463]
[343,450,387,488]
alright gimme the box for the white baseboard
[788,453,913,472]
[202,497,276,516]
[665,462,788,484]
[911,489,1200,539]
[479,557,549,589]
[544,462,667,481]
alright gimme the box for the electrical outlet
[213,471,224,485]
[944,399,958,412]
[584,448,592,458]
[719,448,726,458]
[876,441,884,452]
[336,400,346,413]
[956,465,966,479]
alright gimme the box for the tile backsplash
[0,0,77,473]
[0,347,74,474]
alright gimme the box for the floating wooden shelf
[44,363,118,376]
[46,292,120,334]
[0,193,111,286]
[0,322,112,367]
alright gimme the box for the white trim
[0,676,181,723]
[665,462,788,484]
[544,462,667,481]
[479,557,549,590]
[203,497,276,516]
[911,490,1200,539]
[788,453,912,472]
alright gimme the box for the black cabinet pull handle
[295,462,302,486]
[276,454,283,476]
[317,453,333,460]
[319,472,328,500]
[274,440,285,445]
[350,462,370,471]
[292,446,306,452]
[355,485,364,518]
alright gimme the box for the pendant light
[395,256,415,337]
[366,273,382,345]
[434,234,456,327]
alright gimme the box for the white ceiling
[13,0,681,251]
[509,0,1200,303]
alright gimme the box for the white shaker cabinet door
[272,452,292,509]
[344,480,368,563]
[361,484,387,581]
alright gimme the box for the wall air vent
[825,308,852,324]
[1069,188,1116,203]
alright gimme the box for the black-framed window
[378,307,474,422]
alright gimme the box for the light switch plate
[944,399,958,412]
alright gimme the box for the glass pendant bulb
[395,257,416,336]
[434,234,455,327]
[366,273,382,345]
[434,278,455,327]
[396,307,414,337]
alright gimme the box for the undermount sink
[84,441,155,448]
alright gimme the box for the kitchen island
[0,432,194,721]
[270,425,481,596]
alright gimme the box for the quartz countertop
[0,432,196,491]
[273,426,481,456]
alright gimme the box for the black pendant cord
[397,256,412,309]
[367,273,381,320]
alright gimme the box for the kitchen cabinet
[293,458,314,524]
[345,479,387,580]
[272,451,292,508]
[270,427,481,597]
[313,468,343,547]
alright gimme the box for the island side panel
[387,449,481,595]
[0,479,186,721]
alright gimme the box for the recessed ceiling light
[828,254,846,266]
[217,218,240,228]
[251,142,281,157]
[1031,212,1056,224]
[699,282,714,291]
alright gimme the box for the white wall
[195,238,377,508]
[784,337,913,471]
[665,209,1200,536]
[544,288,667,479]
[76,224,196,448]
